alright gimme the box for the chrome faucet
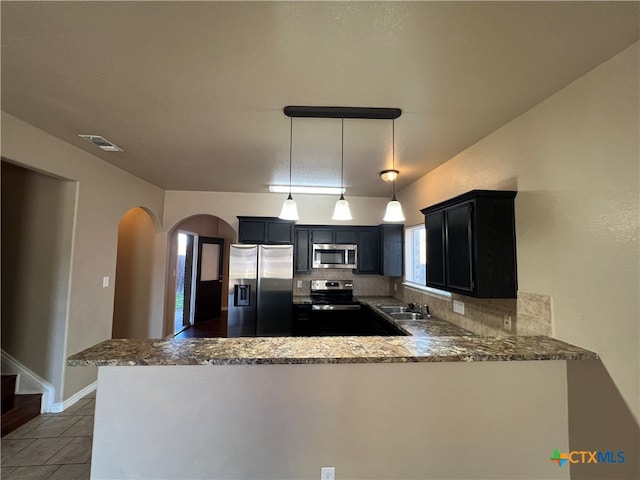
[406,303,431,317]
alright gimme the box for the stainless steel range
[310,280,361,312]
[295,279,362,336]
[293,279,407,337]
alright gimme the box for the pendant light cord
[288,117,293,198]
[340,117,345,200]
[392,119,397,201]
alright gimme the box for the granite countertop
[69,295,597,366]
[293,295,313,304]
[68,335,596,366]
[356,296,475,337]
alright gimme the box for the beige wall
[1,112,165,401]
[399,42,639,428]
[112,207,161,339]
[1,162,76,403]
[93,362,570,480]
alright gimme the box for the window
[404,224,452,299]
[404,224,426,286]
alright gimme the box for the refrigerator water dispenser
[234,285,251,306]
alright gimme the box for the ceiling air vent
[78,135,123,152]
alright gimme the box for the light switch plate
[321,467,335,480]
[102,276,110,288]
[453,300,465,315]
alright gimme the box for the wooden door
[194,237,224,323]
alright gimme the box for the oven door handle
[311,304,361,311]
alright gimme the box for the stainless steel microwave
[312,244,357,269]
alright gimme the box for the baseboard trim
[49,381,97,413]
[1,349,55,413]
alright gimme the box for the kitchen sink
[377,305,409,314]
[389,312,423,320]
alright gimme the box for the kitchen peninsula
[70,301,595,480]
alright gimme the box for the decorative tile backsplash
[294,270,392,297]
[391,279,552,337]
[516,292,553,336]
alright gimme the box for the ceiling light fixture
[379,169,399,183]
[283,105,403,222]
[269,185,345,195]
[278,117,299,221]
[284,106,401,120]
[383,119,405,222]
[332,118,353,221]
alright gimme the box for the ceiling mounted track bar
[284,106,401,120]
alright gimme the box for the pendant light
[278,117,300,221]
[383,119,405,222]
[332,118,353,221]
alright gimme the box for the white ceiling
[2,1,638,197]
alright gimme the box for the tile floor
[1,391,95,480]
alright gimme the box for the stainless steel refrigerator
[228,244,293,337]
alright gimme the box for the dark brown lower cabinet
[292,304,407,337]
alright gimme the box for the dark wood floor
[174,311,228,338]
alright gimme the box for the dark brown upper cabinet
[421,190,517,298]
[237,216,295,245]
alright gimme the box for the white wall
[399,42,639,427]
[1,112,166,401]
[93,362,569,480]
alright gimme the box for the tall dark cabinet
[379,224,403,277]
[421,190,517,298]
[294,227,311,273]
[356,228,380,274]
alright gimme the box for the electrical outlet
[297,280,302,288]
[394,283,398,291]
[503,315,512,331]
[321,466,335,480]
[453,300,465,315]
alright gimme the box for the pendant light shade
[279,117,299,221]
[332,118,353,221]
[279,193,299,220]
[383,196,405,222]
[332,194,353,221]
[383,119,405,222]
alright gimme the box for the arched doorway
[165,215,236,337]
[112,207,161,338]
